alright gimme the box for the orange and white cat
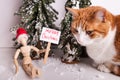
[67,6,120,75]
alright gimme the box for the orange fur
[69,6,115,38]
[68,6,120,76]
[114,15,120,58]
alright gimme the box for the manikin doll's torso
[20,46,31,56]
[18,37,40,64]
[20,46,32,64]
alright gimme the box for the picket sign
[40,27,61,64]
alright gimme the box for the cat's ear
[66,7,79,17]
[95,9,106,22]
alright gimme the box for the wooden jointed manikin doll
[14,28,46,78]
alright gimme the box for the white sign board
[40,27,61,44]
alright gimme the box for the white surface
[0,48,120,80]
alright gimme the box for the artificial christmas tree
[10,0,58,59]
[59,0,91,63]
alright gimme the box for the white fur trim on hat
[17,34,28,43]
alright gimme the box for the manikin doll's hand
[14,59,19,74]
[38,49,46,54]
[15,67,19,74]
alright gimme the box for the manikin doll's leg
[22,63,40,78]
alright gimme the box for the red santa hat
[16,28,28,42]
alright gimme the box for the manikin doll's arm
[14,49,20,74]
[31,46,46,54]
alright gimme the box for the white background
[0,0,120,47]
[0,0,22,47]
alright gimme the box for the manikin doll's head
[16,28,28,46]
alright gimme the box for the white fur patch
[74,26,93,46]
[87,27,116,64]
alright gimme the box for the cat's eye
[86,30,94,35]
[74,29,78,33]
[72,29,78,33]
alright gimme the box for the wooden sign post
[44,42,51,64]
[40,27,61,64]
